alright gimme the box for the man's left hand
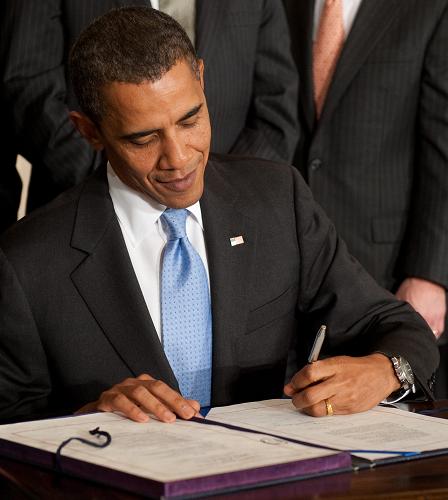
[284,354,400,416]
[396,277,446,338]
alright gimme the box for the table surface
[1,401,448,500]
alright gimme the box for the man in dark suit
[0,7,438,424]
[0,2,22,232]
[1,0,298,226]
[0,116,20,233]
[283,0,448,394]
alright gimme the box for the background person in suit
[283,0,448,395]
[0,7,438,424]
[0,111,20,233]
[0,2,22,233]
[1,0,298,228]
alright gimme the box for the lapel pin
[230,235,244,246]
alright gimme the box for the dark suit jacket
[283,0,448,291]
[0,155,439,421]
[0,2,21,232]
[0,113,20,233]
[1,0,298,217]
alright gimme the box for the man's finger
[97,380,178,423]
[97,390,151,423]
[299,400,332,418]
[131,375,199,420]
[433,315,445,337]
[121,382,178,422]
[185,398,201,415]
[145,379,198,420]
[285,358,339,394]
[291,377,336,410]
[286,362,322,392]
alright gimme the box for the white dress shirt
[107,164,210,339]
[151,0,196,46]
[313,0,364,40]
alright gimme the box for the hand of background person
[284,354,400,416]
[76,374,200,423]
[396,277,446,338]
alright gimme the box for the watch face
[400,357,415,385]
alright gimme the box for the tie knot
[161,208,188,240]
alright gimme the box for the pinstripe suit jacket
[284,0,448,291]
[1,0,298,221]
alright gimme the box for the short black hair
[69,6,199,123]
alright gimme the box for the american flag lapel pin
[230,235,244,246]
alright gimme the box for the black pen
[307,325,326,363]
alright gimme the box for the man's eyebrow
[120,104,203,142]
[120,129,158,141]
[179,104,202,122]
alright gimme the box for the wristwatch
[387,355,416,403]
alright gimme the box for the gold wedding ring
[324,399,334,417]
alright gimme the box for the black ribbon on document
[54,426,112,473]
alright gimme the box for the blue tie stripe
[160,208,212,406]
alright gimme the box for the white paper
[209,399,448,460]
[0,411,336,483]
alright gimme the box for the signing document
[0,400,447,497]
[208,399,448,461]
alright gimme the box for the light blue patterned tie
[160,208,212,406]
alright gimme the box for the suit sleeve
[229,0,300,163]
[0,248,51,422]
[2,0,99,192]
[397,5,448,288]
[290,168,440,398]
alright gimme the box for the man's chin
[154,184,204,209]
[162,193,203,209]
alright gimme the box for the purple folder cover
[0,437,352,498]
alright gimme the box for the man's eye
[181,120,197,128]
[130,135,157,147]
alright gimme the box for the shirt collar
[107,163,204,246]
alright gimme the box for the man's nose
[159,132,189,169]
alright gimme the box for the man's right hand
[76,373,200,423]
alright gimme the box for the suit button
[309,158,322,171]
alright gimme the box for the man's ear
[70,111,104,151]
[198,59,205,90]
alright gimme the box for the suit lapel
[320,0,402,123]
[201,160,257,405]
[70,168,177,388]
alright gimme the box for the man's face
[92,60,211,208]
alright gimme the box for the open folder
[0,399,447,499]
